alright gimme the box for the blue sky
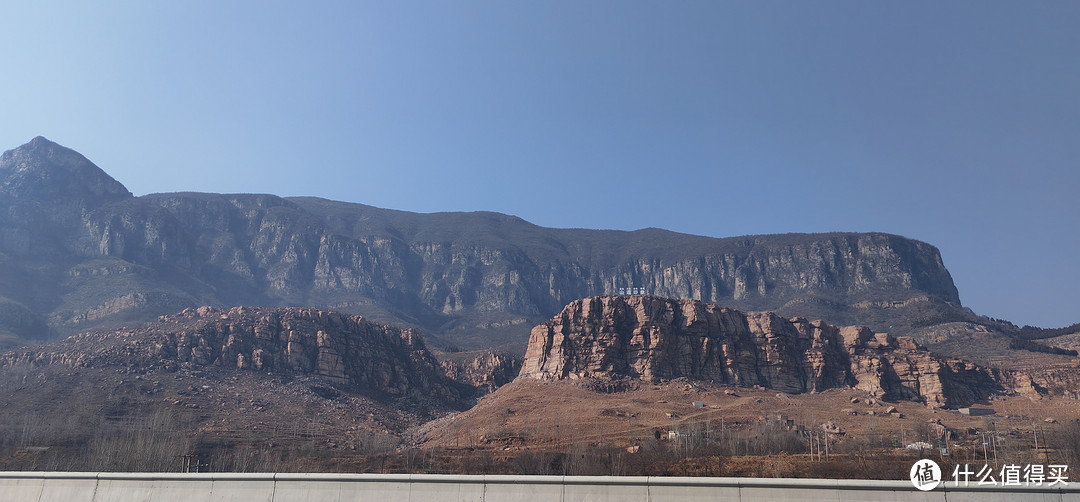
[1,1,1077,328]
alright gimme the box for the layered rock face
[0,306,459,402]
[440,350,523,393]
[522,296,1001,407]
[0,137,970,350]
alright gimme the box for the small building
[958,407,995,416]
[692,401,705,408]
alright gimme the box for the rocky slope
[0,306,462,404]
[0,137,976,351]
[0,306,482,472]
[521,296,1004,408]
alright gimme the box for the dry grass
[0,361,420,472]
[415,378,1080,477]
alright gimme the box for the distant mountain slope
[0,137,972,350]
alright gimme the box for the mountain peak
[0,136,131,202]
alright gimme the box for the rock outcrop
[440,350,523,393]
[521,296,1002,408]
[0,306,460,403]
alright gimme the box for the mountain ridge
[0,137,982,352]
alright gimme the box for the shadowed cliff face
[521,296,1002,408]
[0,138,967,350]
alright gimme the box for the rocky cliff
[0,137,971,351]
[440,350,523,394]
[521,296,1003,407]
[0,306,461,403]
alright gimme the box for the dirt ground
[419,377,1080,462]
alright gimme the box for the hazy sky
[1,1,1077,328]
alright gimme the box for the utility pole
[992,423,999,466]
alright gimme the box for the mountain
[0,136,130,203]
[0,137,976,351]
[0,306,467,471]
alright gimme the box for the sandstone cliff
[0,137,973,351]
[521,296,1003,408]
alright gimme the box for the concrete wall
[0,472,1076,501]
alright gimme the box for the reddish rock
[521,296,1007,407]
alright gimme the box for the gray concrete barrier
[0,471,1076,501]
